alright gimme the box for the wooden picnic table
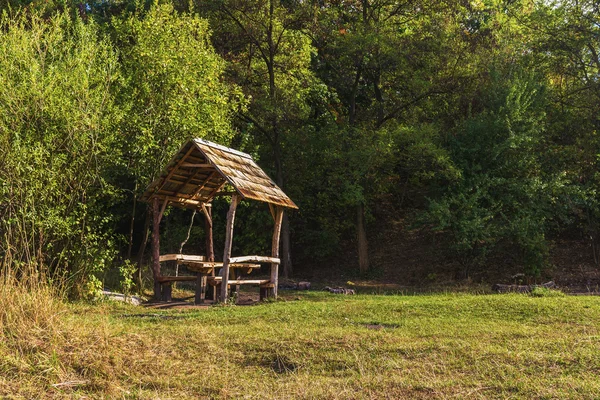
[157,254,276,304]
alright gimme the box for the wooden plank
[184,266,214,274]
[184,261,260,268]
[208,277,270,286]
[220,194,240,302]
[159,254,206,262]
[228,255,280,264]
[270,207,284,299]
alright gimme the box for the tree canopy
[0,0,598,292]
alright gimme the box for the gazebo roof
[140,139,298,209]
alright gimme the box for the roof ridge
[194,138,253,160]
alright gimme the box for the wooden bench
[185,262,260,275]
[207,277,270,286]
[207,276,275,301]
[156,276,199,302]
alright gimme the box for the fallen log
[492,281,555,294]
[324,286,355,295]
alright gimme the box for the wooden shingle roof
[140,139,298,209]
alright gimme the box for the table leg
[195,274,207,305]
[205,269,216,301]
[162,282,172,302]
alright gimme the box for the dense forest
[0,0,598,294]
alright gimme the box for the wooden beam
[206,179,228,200]
[270,207,284,299]
[173,166,204,196]
[158,198,169,222]
[183,155,206,163]
[152,197,162,300]
[228,256,280,264]
[164,196,201,207]
[155,145,196,195]
[220,194,240,302]
[201,203,212,227]
[186,171,217,200]
[268,204,276,220]
[181,163,213,168]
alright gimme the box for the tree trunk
[357,202,369,274]
[281,212,292,278]
[127,180,138,260]
[135,210,150,292]
[151,198,162,300]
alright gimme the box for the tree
[109,2,242,284]
[201,0,319,277]
[306,0,468,272]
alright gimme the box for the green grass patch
[2,292,600,398]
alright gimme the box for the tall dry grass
[0,266,64,347]
[0,266,69,394]
[0,266,130,397]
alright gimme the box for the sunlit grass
[2,290,600,398]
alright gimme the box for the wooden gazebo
[140,139,297,303]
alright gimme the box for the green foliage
[118,260,137,296]
[0,11,122,290]
[83,275,104,300]
[111,1,242,186]
[426,71,566,276]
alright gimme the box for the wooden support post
[268,206,284,299]
[220,195,240,303]
[260,286,268,301]
[203,204,216,301]
[152,197,162,300]
[195,274,207,304]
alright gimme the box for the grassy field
[2,289,600,399]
